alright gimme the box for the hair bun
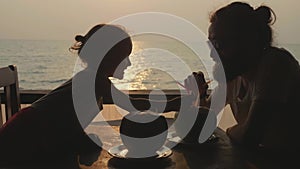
[75,35,85,43]
[255,6,276,25]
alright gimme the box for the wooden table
[1,110,298,169]
[78,115,298,169]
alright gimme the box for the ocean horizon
[0,39,299,90]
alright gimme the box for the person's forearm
[112,91,193,113]
[162,95,193,112]
[101,79,195,113]
[129,95,189,113]
[108,85,185,112]
[108,92,151,112]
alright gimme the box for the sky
[0,0,299,44]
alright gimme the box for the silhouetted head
[209,2,276,81]
[71,24,132,79]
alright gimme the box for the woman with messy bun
[0,24,134,164]
[0,24,185,165]
[185,2,300,151]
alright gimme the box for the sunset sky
[0,0,299,44]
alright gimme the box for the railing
[0,90,195,104]
[0,90,49,104]
[1,89,234,131]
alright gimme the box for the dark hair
[210,2,276,49]
[70,24,132,65]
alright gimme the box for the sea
[0,38,299,90]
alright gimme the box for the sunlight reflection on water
[111,36,214,90]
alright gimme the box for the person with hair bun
[185,2,300,152]
[0,24,186,165]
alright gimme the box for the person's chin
[212,62,225,83]
[113,74,124,80]
[213,62,243,82]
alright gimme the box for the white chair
[0,65,21,126]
